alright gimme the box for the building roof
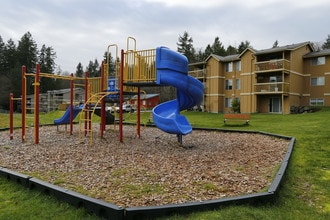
[205,54,223,62]
[196,41,316,64]
[238,47,257,58]
[220,54,240,62]
[254,41,312,55]
[205,54,240,62]
[303,49,330,58]
[46,88,85,94]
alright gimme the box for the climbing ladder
[79,91,117,144]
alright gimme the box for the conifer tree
[39,44,57,92]
[75,62,84,77]
[17,32,38,73]
[322,34,330,49]
[226,45,238,55]
[177,31,196,62]
[211,37,226,56]
[237,40,251,53]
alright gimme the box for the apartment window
[225,62,233,72]
[311,77,325,86]
[225,79,233,90]
[311,56,325,66]
[225,98,232,108]
[310,98,324,106]
[235,60,241,71]
[235,79,241,90]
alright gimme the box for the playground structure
[9,37,204,144]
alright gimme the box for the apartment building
[189,42,330,114]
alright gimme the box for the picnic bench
[223,113,250,125]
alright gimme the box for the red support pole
[34,64,40,144]
[21,66,26,142]
[70,73,74,135]
[137,87,141,138]
[9,93,14,140]
[119,49,124,142]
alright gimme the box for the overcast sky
[1,0,329,73]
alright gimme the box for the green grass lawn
[0,109,329,219]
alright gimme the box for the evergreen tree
[39,44,56,73]
[177,31,196,62]
[17,32,38,73]
[3,39,18,75]
[237,40,251,53]
[103,51,116,77]
[204,44,213,58]
[272,40,279,48]
[86,59,100,77]
[226,45,238,55]
[322,34,330,49]
[211,37,226,56]
[194,48,207,62]
[75,62,84,77]
[3,39,20,97]
[39,44,57,93]
[0,36,5,74]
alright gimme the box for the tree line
[1,31,330,110]
[177,31,252,63]
[0,32,113,110]
[176,31,330,63]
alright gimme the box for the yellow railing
[123,48,157,83]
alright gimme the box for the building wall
[240,50,255,113]
[189,43,330,114]
[130,95,160,109]
[287,45,313,113]
[304,55,330,106]
[205,57,224,113]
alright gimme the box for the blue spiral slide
[152,47,204,135]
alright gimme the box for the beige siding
[189,43,330,114]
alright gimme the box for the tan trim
[206,76,225,79]
[205,94,225,97]
[324,93,330,96]
[240,93,253,96]
[290,92,301,96]
[240,72,253,76]
[324,72,330,75]
[290,70,306,76]
[302,94,310,97]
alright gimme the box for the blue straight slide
[152,47,204,135]
[54,106,82,125]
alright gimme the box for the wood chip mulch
[0,125,289,208]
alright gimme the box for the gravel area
[0,125,289,208]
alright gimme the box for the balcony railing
[189,69,205,79]
[254,82,290,93]
[255,59,290,72]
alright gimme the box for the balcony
[255,59,290,73]
[254,82,290,94]
[189,69,205,79]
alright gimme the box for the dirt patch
[0,125,289,208]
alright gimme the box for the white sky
[1,0,329,73]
